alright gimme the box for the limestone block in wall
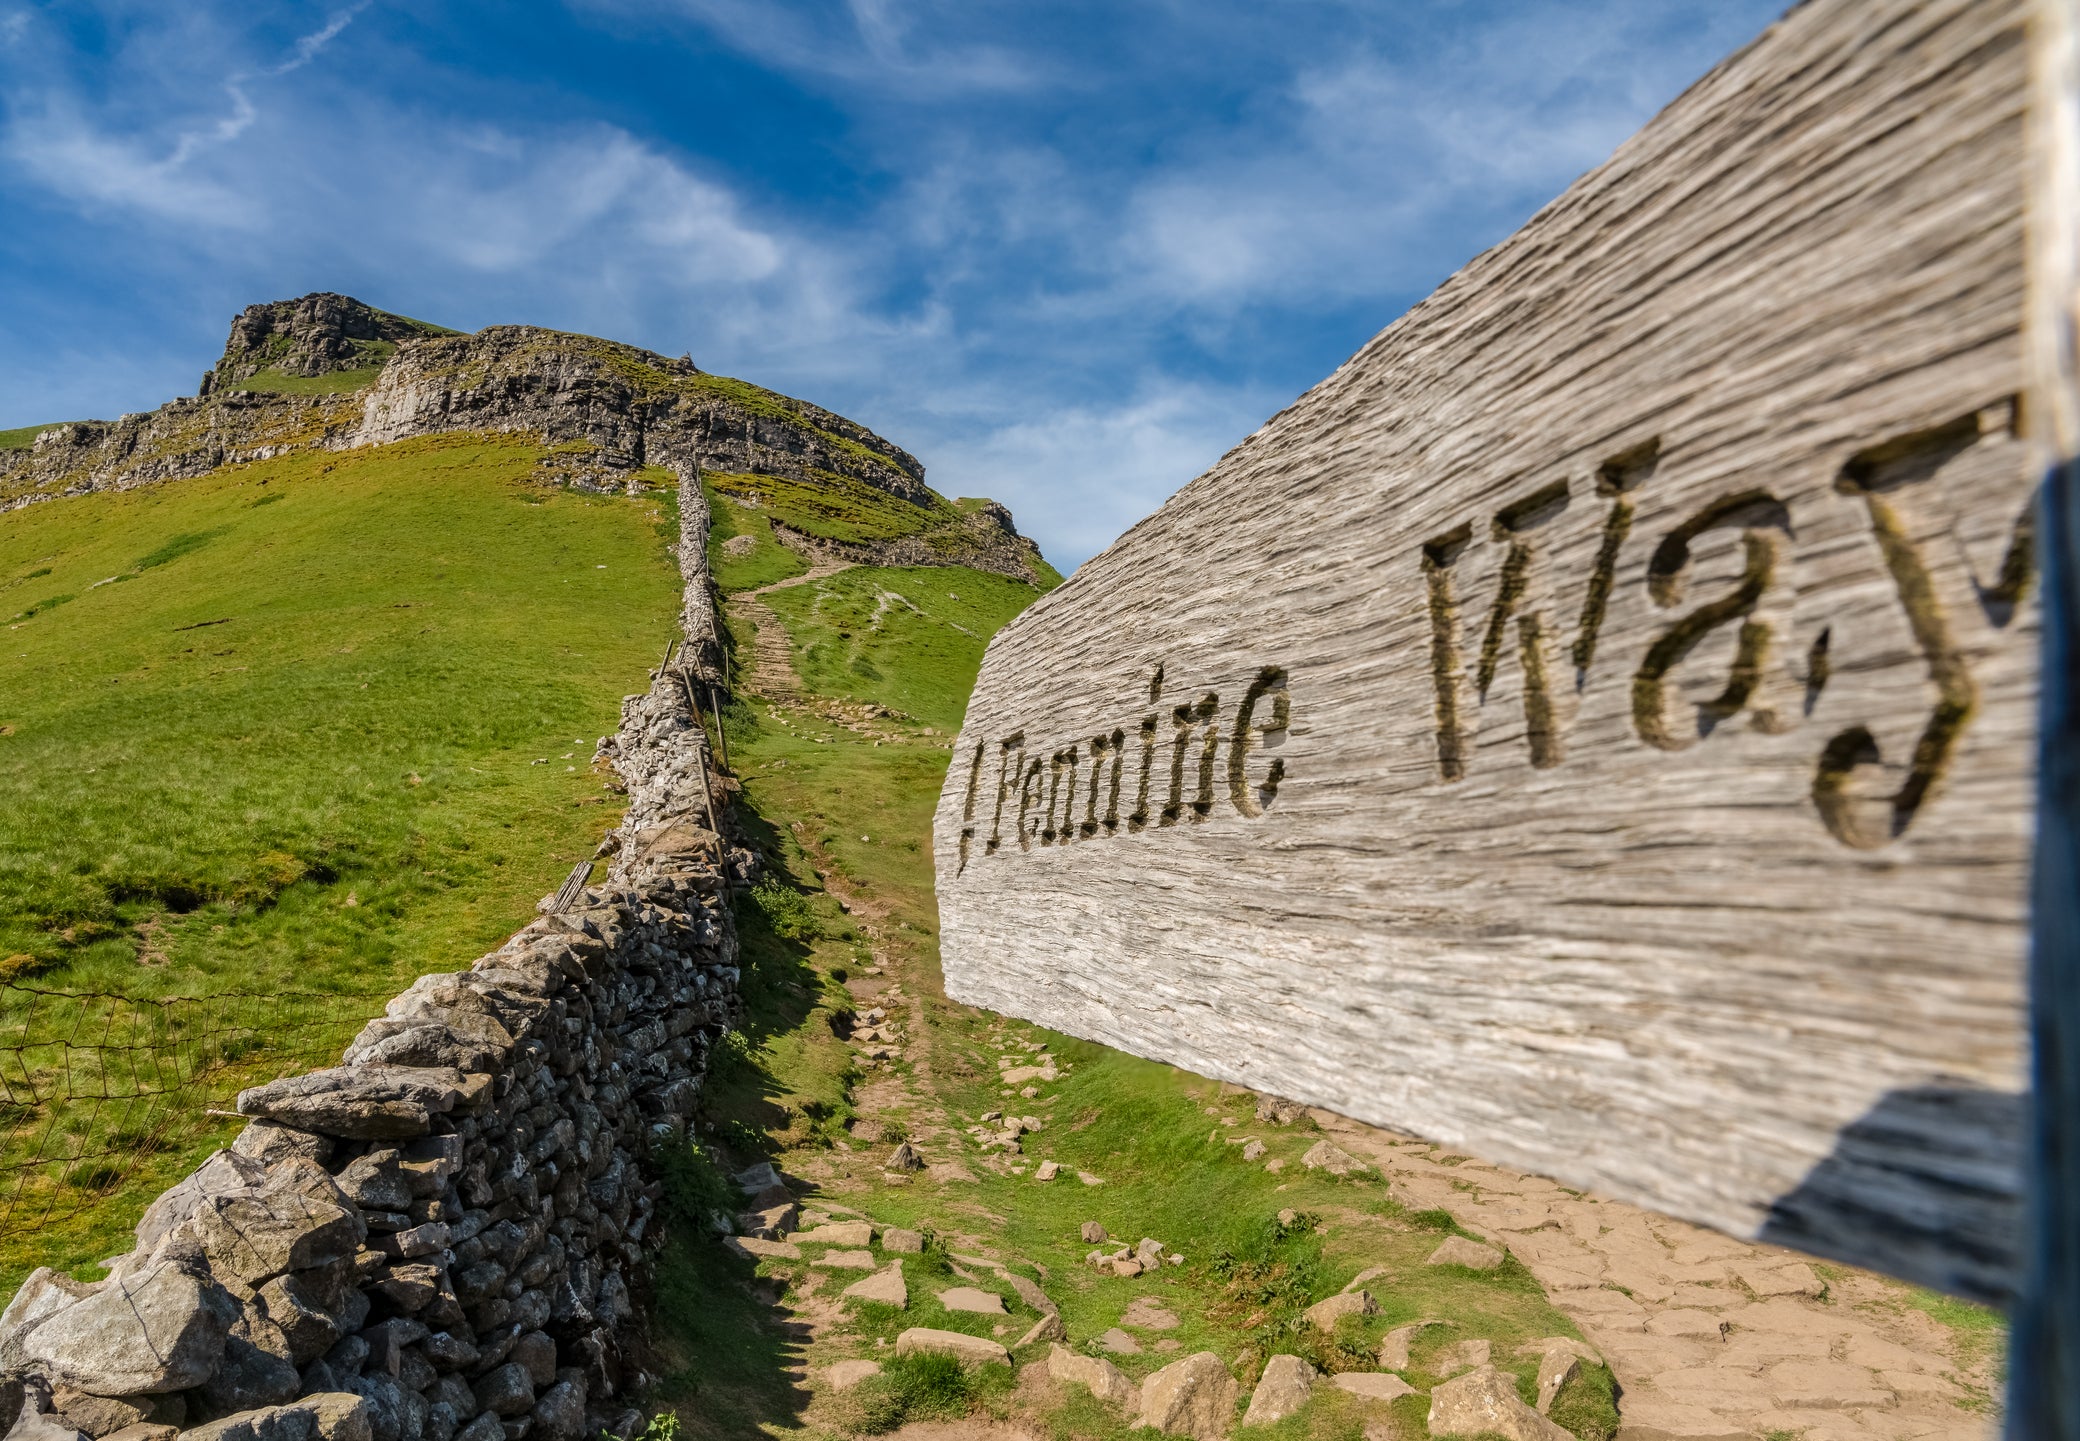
[934,0,2039,1303]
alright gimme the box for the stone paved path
[727,557,852,700]
[1319,1114,1999,1441]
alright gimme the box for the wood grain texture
[934,0,2037,1301]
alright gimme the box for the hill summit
[3,293,1049,583]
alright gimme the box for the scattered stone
[1241,1354,1317,1427]
[1426,1366,1571,1441]
[812,1250,878,1271]
[843,1264,908,1308]
[1002,1273,1056,1317]
[1034,1161,1060,1181]
[1108,1257,1143,1279]
[1379,1321,1452,1370]
[737,1203,796,1240]
[1255,1096,1308,1126]
[1534,1352,1578,1414]
[885,1142,924,1172]
[734,1162,783,1194]
[723,1237,800,1262]
[1097,1328,1141,1355]
[1240,1140,1265,1162]
[1303,1290,1376,1331]
[795,1222,873,1247]
[1424,1237,1503,1271]
[1135,1352,1239,1440]
[1121,1297,1180,1331]
[1341,1266,1390,1295]
[1332,1372,1419,1404]
[1433,1339,1491,1375]
[1276,1209,1298,1226]
[743,1180,794,1213]
[1014,1314,1065,1347]
[1077,1172,1103,1186]
[1046,1344,1137,1409]
[1300,1141,1365,1176]
[880,1228,925,1255]
[824,1360,881,1392]
[937,1287,1006,1315]
[1264,1158,1285,1173]
[1080,1222,1108,1244]
[892,1329,1009,1366]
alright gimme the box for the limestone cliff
[1,294,1051,585]
[202,293,458,393]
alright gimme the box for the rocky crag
[0,485,753,1441]
[1,294,1050,585]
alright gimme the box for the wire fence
[0,982,390,1241]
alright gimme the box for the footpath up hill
[3,292,1053,586]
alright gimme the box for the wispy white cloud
[918,379,1280,570]
[583,0,1052,97]
[3,3,369,226]
[0,0,1786,571]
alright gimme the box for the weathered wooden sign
[934,0,2042,1301]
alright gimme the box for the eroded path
[726,556,853,699]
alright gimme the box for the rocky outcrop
[767,503,1053,588]
[348,328,926,506]
[0,391,367,512]
[0,526,752,1441]
[1,296,1035,583]
[204,296,453,393]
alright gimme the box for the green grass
[707,490,808,593]
[0,422,82,452]
[1904,1287,2005,1412]
[706,468,952,546]
[0,432,682,1282]
[223,365,386,395]
[758,564,1050,730]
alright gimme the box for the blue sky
[0,0,1786,572]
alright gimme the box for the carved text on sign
[953,664,1290,872]
[1420,402,2034,847]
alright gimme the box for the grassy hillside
[760,566,1048,732]
[0,423,75,451]
[0,433,682,1280]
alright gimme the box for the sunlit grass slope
[759,566,1049,732]
[0,434,681,1278]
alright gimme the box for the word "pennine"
[951,664,1291,873]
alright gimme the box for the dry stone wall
[0,506,747,1441]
